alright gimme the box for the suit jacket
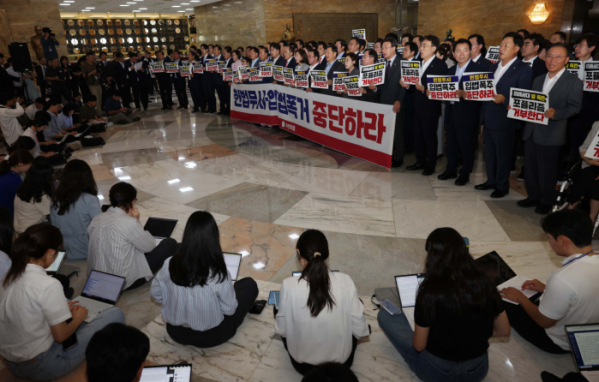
[446,60,484,126]
[483,58,532,131]
[96,60,108,80]
[475,56,493,72]
[35,65,46,90]
[528,57,548,80]
[523,71,583,146]
[321,60,345,96]
[272,56,286,67]
[283,57,297,71]
[107,60,127,87]
[379,55,405,105]
[124,60,137,82]
[414,56,448,118]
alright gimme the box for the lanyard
[562,250,594,267]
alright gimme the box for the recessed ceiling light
[64,1,75,2]
[179,187,193,193]
[81,9,90,11]
[185,8,192,10]
[127,2,136,3]
[181,2,189,4]
[177,10,185,12]
[60,3,70,5]
[190,1,200,2]
[133,10,140,12]
[119,4,129,6]
[139,7,147,9]
[172,5,180,6]
[86,6,95,8]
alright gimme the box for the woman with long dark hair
[0,224,125,381]
[14,162,54,234]
[275,230,369,375]
[378,228,510,382]
[0,149,34,217]
[151,211,258,347]
[50,159,101,261]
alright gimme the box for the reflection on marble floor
[1,105,582,382]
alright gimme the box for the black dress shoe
[422,168,434,176]
[475,182,496,191]
[517,198,538,208]
[192,108,199,112]
[437,171,457,180]
[406,163,423,171]
[490,189,509,198]
[391,160,403,168]
[455,175,469,186]
[161,107,168,110]
[535,203,552,215]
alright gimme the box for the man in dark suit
[304,47,326,94]
[400,42,419,154]
[170,50,188,109]
[567,34,599,166]
[188,47,204,113]
[200,44,216,113]
[334,39,347,59]
[379,37,406,167]
[108,53,131,107]
[522,33,548,80]
[219,46,234,114]
[154,51,173,110]
[475,32,533,198]
[359,49,380,103]
[281,45,296,70]
[438,39,484,185]
[412,35,423,60]
[320,45,345,97]
[469,34,493,71]
[35,58,47,99]
[213,45,228,111]
[270,44,286,86]
[406,35,448,175]
[518,44,583,214]
[124,52,140,110]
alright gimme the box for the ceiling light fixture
[181,2,190,4]
[63,1,75,2]
[179,187,194,193]
[60,3,71,5]
[119,4,130,6]
[172,5,180,7]
[177,10,185,12]
[86,6,95,8]
[527,1,551,24]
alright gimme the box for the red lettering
[594,148,599,158]
[376,113,386,144]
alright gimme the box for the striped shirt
[87,207,156,289]
[151,257,238,331]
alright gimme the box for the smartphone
[268,291,280,307]
[249,300,266,314]
[62,318,78,351]
[380,299,402,315]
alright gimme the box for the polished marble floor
[0,101,585,382]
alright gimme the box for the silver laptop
[224,252,242,281]
[566,324,599,382]
[395,273,425,308]
[140,364,192,382]
[74,270,126,322]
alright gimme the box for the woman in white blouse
[0,224,125,381]
[151,211,259,348]
[275,229,370,375]
[13,161,54,234]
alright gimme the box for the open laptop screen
[566,324,599,372]
[475,251,517,286]
[144,218,178,239]
[223,253,242,281]
[45,251,66,274]
[81,270,126,304]
[140,364,192,382]
[395,273,425,308]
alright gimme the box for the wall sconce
[527,1,551,24]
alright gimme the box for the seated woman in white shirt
[88,182,178,291]
[0,224,125,381]
[14,161,54,234]
[275,229,370,375]
[151,211,259,348]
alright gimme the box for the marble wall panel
[417,0,568,46]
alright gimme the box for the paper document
[582,371,599,382]
[498,275,537,305]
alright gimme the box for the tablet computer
[474,251,517,286]
[395,273,425,308]
[139,364,192,382]
[223,252,242,281]
[46,251,66,275]
[144,217,178,239]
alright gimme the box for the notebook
[139,364,192,382]
[475,251,538,305]
[223,252,242,281]
[395,273,425,308]
[74,270,126,322]
[143,217,178,245]
[45,250,66,275]
[566,324,599,382]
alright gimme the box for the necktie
[386,60,391,77]
[285,61,288,68]
[319,57,323,64]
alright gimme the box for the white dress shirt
[0,103,25,146]
[494,56,518,84]
[88,207,157,289]
[275,272,369,365]
[472,54,482,63]
[0,264,71,362]
[6,67,22,87]
[151,257,238,331]
[25,103,40,121]
[522,55,538,67]
[420,56,434,83]
[542,67,566,94]
[21,128,40,158]
[539,254,599,350]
